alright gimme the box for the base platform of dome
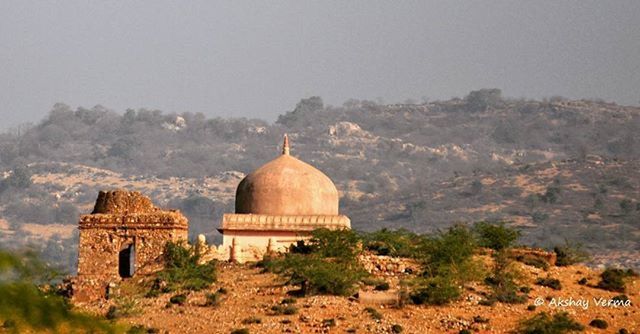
[219,213,350,232]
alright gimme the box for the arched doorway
[118,243,135,278]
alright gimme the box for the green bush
[596,268,634,292]
[473,221,519,251]
[361,277,385,286]
[169,293,187,305]
[589,319,608,329]
[516,254,550,270]
[374,282,390,291]
[554,240,590,266]
[241,317,262,324]
[280,297,296,304]
[364,307,383,320]
[271,254,366,296]
[126,325,160,334]
[106,297,139,319]
[270,304,298,315]
[478,298,496,306]
[149,241,216,294]
[203,292,220,307]
[266,228,367,296]
[516,312,584,334]
[531,211,550,223]
[408,226,484,306]
[485,251,527,304]
[409,276,461,305]
[361,228,422,257]
[105,306,119,320]
[539,186,561,204]
[292,228,361,260]
[391,324,404,333]
[230,328,249,334]
[619,199,633,215]
[421,225,480,280]
[535,277,562,290]
[0,250,118,333]
[612,294,628,302]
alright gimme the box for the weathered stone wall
[74,190,188,302]
[358,253,420,276]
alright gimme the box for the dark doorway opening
[118,243,135,278]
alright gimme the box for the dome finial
[282,134,290,155]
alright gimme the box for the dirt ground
[79,262,640,334]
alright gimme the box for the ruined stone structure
[218,135,351,262]
[74,136,350,299]
[74,190,188,301]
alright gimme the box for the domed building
[218,135,350,262]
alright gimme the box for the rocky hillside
[0,89,639,270]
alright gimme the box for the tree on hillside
[465,88,504,112]
[277,96,324,127]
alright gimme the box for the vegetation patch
[364,307,383,320]
[473,221,519,251]
[148,241,216,295]
[410,276,461,306]
[270,304,298,315]
[516,312,584,334]
[230,328,249,334]
[414,225,485,305]
[515,254,550,270]
[596,268,635,292]
[588,319,608,329]
[391,324,404,333]
[361,228,422,258]
[203,292,220,307]
[554,241,590,266]
[374,281,390,291]
[280,297,296,305]
[612,294,628,302]
[535,277,562,290]
[241,317,262,325]
[106,297,140,319]
[263,229,367,296]
[169,293,187,306]
[0,250,121,333]
[479,223,528,305]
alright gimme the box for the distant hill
[0,89,638,271]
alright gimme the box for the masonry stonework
[73,190,188,302]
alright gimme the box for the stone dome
[235,135,339,216]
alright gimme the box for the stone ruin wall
[358,247,557,277]
[358,253,421,276]
[73,190,188,302]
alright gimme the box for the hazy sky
[1,1,639,129]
